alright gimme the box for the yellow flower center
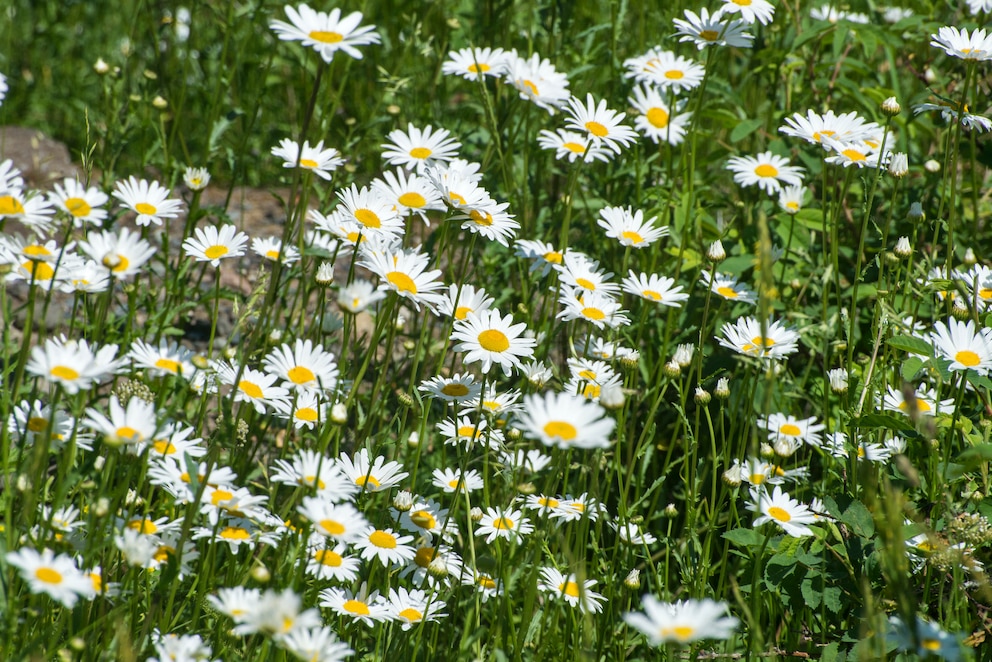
[812,129,835,143]
[441,383,470,397]
[399,607,423,622]
[779,423,802,436]
[733,0,752,5]
[154,358,182,374]
[343,599,370,615]
[409,147,432,160]
[238,380,264,399]
[582,383,601,399]
[563,142,586,154]
[387,271,418,294]
[0,195,26,215]
[956,350,980,367]
[642,290,662,301]
[355,475,381,488]
[28,417,49,433]
[204,245,228,260]
[646,107,669,129]
[767,506,791,522]
[65,197,92,217]
[478,329,510,352]
[699,30,720,41]
[717,286,739,298]
[842,149,866,162]
[921,639,941,651]
[398,192,426,208]
[585,121,608,137]
[309,30,343,43]
[414,546,435,567]
[581,307,606,320]
[754,164,779,178]
[314,549,343,566]
[560,581,581,597]
[299,158,318,168]
[127,519,158,534]
[319,519,345,535]
[467,63,490,73]
[522,79,539,96]
[35,567,63,584]
[135,202,157,215]
[152,439,176,454]
[621,230,645,244]
[751,473,766,485]
[539,497,559,508]
[265,250,281,260]
[411,510,436,530]
[369,530,397,548]
[50,365,80,381]
[665,69,684,80]
[220,526,250,540]
[544,251,563,264]
[543,421,577,440]
[470,209,493,226]
[578,369,597,380]
[354,209,380,228]
[23,261,55,280]
[449,191,466,205]
[493,517,514,530]
[295,407,318,422]
[287,366,316,385]
[478,576,497,589]
[116,426,141,441]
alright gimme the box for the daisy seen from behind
[112,176,183,227]
[451,309,536,377]
[624,596,739,645]
[270,4,380,62]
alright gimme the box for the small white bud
[315,262,335,285]
[330,403,347,424]
[624,568,641,589]
[894,236,912,258]
[673,343,694,368]
[706,240,726,263]
[94,58,110,74]
[152,95,168,110]
[881,96,901,116]
[827,368,849,394]
[924,159,940,173]
[963,247,977,266]
[715,377,730,400]
[393,490,414,512]
[888,152,908,178]
[470,507,483,522]
[908,202,925,223]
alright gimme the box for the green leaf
[724,527,762,548]
[852,413,914,431]
[958,444,992,464]
[966,371,992,392]
[820,642,842,662]
[777,535,803,557]
[730,118,764,143]
[841,500,874,538]
[800,576,821,609]
[823,585,844,612]
[901,356,925,381]
[887,334,932,357]
[793,208,825,232]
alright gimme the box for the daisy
[78,228,156,279]
[810,6,868,23]
[436,284,495,322]
[720,0,775,25]
[451,309,536,376]
[930,26,992,61]
[360,246,445,311]
[281,626,353,662]
[432,467,484,493]
[263,339,338,392]
[183,166,210,190]
[371,168,445,223]
[598,205,669,248]
[504,51,571,114]
[613,521,658,545]
[318,585,391,625]
[888,615,964,661]
[539,567,606,613]
[628,86,692,146]
[472,385,523,417]
[214,362,290,414]
[437,416,504,450]
[271,138,344,180]
[82,395,158,451]
[149,631,215,662]
[297,497,369,543]
[558,252,620,295]
[337,279,387,314]
[128,338,195,378]
[717,316,800,360]
[112,176,183,227]
[419,372,482,403]
[726,151,804,194]
[386,588,447,630]
[48,178,108,227]
[231,589,322,639]
[748,485,818,537]
[501,448,553,473]
[442,46,508,80]
[400,544,463,587]
[622,271,688,307]
[882,384,953,417]
[624,596,739,645]
[0,189,56,232]
[967,0,992,13]
[461,569,504,601]
[182,224,249,267]
[7,399,80,449]
[381,123,461,172]
[558,291,630,329]
[251,236,300,264]
[269,4,380,62]
[914,102,992,133]
[270,449,358,502]
[6,547,94,607]
[476,507,533,543]
[700,271,757,304]
[779,109,880,146]
[148,423,206,460]
[337,448,409,492]
[26,336,122,394]
[536,128,613,163]
[515,238,565,276]
[2,237,69,287]
[822,138,891,169]
[516,391,616,450]
[353,526,416,566]
[757,413,825,450]
[304,542,361,583]
[623,48,704,93]
[457,199,520,247]
[673,8,753,50]
[59,259,110,294]
[336,184,404,235]
[778,185,807,214]
[564,94,638,154]
[397,498,458,542]
[931,318,992,374]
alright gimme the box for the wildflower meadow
[3,0,992,660]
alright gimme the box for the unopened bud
[470,507,483,522]
[773,438,797,457]
[393,490,414,512]
[715,377,730,400]
[222,346,237,359]
[268,328,283,343]
[924,67,937,84]
[888,152,908,178]
[330,403,347,424]
[94,58,110,75]
[516,482,536,495]
[673,344,694,368]
[663,503,679,518]
[427,556,449,578]
[624,568,641,590]
[250,563,271,583]
[706,240,726,263]
[406,431,420,447]
[315,262,335,285]
[694,387,711,405]
[951,299,970,320]
[599,383,625,409]
[152,95,168,109]
[760,443,775,459]
[101,252,122,270]
[619,353,639,370]
[924,159,940,174]
[397,391,414,408]
[894,236,912,258]
[881,96,901,117]
[908,202,925,223]
[723,465,742,486]
[95,497,110,517]
[663,360,681,378]
[963,248,977,266]
[827,368,848,394]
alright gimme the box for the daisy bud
[924,67,937,84]
[706,240,726,264]
[908,202,925,223]
[59,649,72,662]
[715,377,730,400]
[331,403,348,424]
[222,345,237,359]
[386,104,401,115]
[397,391,415,408]
[951,299,970,320]
[94,58,110,74]
[406,430,420,447]
[619,353,640,370]
[600,383,626,410]
[506,427,522,441]
[663,360,681,378]
[183,166,210,191]
[773,438,797,457]
[315,262,335,285]
[268,328,283,343]
[393,490,414,512]
[881,96,901,117]
[250,563,271,583]
[394,315,406,332]
[760,443,775,459]
[152,95,168,110]
[963,247,977,266]
[924,159,940,174]
[629,515,643,525]
[470,507,483,522]
[70,638,86,652]
[694,387,711,405]
[894,236,912,258]
[16,474,31,492]
[516,482,537,495]
[94,497,110,517]
[624,568,641,590]
[663,503,679,518]
[888,152,908,178]
[673,343,694,368]
[428,556,450,578]
[827,368,848,394]
[722,465,742,486]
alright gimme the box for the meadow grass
[1,1,992,660]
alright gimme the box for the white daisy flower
[112,176,183,227]
[381,123,461,172]
[48,178,108,227]
[622,271,688,307]
[628,85,691,146]
[515,391,616,450]
[182,224,249,267]
[929,26,992,61]
[748,485,818,537]
[271,138,344,180]
[716,316,800,360]
[442,46,508,80]
[538,567,606,613]
[700,272,757,304]
[930,317,992,374]
[624,596,739,645]
[476,507,533,543]
[451,309,537,376]
[673,7,753,50]
[726,151,804,194]
[6,547,94,607]
[269,4,380,62]
[598,204,669,248]
[564,94,638,155]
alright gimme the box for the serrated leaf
[852,413,915,431]
[967,371,992,392]
[730,118,764,143]
[887,334,932,357]
[777,535,802,556]
[823,585,843,612]
[901,356,925,381]
[723,527,762,548]
[800,576,821,609]
[841,500,874,538]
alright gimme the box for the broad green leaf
[841,500,874,538]
[887,334,932,357]
[724,527,762,548]
[900,356,925,381]
[851,413,914,432]
[730,118,764,143]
